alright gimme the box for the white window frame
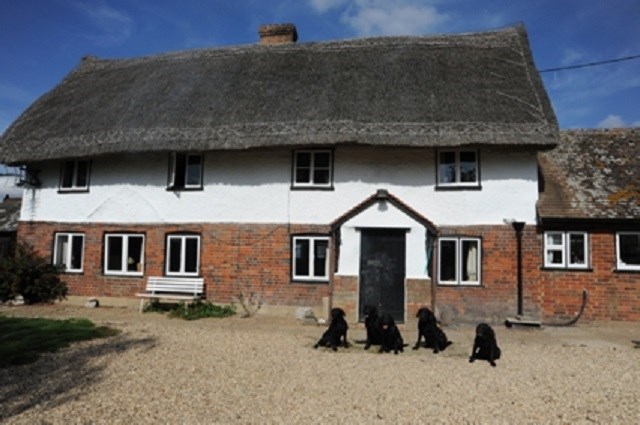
[293,150,333,188]
[104,234,145,276]
[59,160,90,191]
[616,232,640,271]
[292,236,330,281]
[437,237,481,286]
[165,234,201,276]
[543,231,589,269]
[53,232,84,273]
[168,152,203,190]
[436,148,479,187]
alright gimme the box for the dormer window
[292,150,333,189]
[59,160,90,192]
[168,153,203,190]
[436,149,479,188]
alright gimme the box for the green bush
[0,243,68,304]
[144,300,236,320]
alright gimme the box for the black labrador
[469,323,501,367]
[379,313,405,354]
[412,307,452,353]
[363,305,383,350]
[314,307,349,351]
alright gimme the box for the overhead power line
[539,54,640,73]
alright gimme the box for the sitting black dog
[363,305,383,350]
[469,323,501,367]
[314,307,349,351]
[379,313,405,355]
[412,307,452,353]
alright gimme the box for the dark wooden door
[359,229,406,322]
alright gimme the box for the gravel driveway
[1,304,639,424]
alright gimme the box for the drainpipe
[512,221,525,316]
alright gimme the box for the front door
[359,228,406,322]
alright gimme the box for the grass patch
[144,300,236,320]
[0,315,120,368]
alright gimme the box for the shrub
[0,243,68,304]
[169,301,236,320]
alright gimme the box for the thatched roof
[0,24,558,164]
[538,128,640,222]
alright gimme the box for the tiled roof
[538,128,640,221]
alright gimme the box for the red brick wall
[530,230,640,322]
[17,221,331,306]
[17,221,640,321]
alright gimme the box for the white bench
[135,276,204,313]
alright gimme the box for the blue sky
[0,0,639,138]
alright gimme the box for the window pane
[186,155,201,186]
[569,234,586,265]
[439,152,456,183]
[313,169,330,184]
[127,236,143,272]
[547,250,563,265]
[294,239,310,276]
[185,237,198,273]
[314,152,330,168]
[546,233,563,246]
[173,154,186,188]
[619,234,640,266]
[76,161,88,187]
[459,151,477,183]
[461,240,479,282]
[168,238,182,273]
[107,236,123,271]
[296,152,311,167]
[295,168,310,184]
[61,161,74,188]
[55,235,69,266]
[71,235,83,270]
[313,240,328,277]
[439,240,457,281]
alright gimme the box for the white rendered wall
[21,146,539,227]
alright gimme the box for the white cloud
[309,0,450,36]
[309,0,349,13]
[597,114,625,128]
[560,48,585,66]
[74,1,134,45]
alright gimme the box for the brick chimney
[258,23,298,44]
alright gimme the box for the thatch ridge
[0,24,558,164]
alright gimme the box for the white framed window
[437,149,479,187]
[293,150,333,188]
[53,232,84,273]
[59,160,90,191]
[616,232,640,271]
[544,231,589,269]
[292,236,329,281]
[168,153,203,190]
[438,237,481,285]
[166,234,200,276]
[104,234,145,276]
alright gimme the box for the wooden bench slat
[137,276,205,313]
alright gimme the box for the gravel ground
[1,304,639,424]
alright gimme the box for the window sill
[436,282,482,287]
[291,279,329,284]
[58,188,89,194]
[541,266,593,272]
[290,185,335,191]
[166,187,203,192]
[614,267,640,274]
[103,272,145,278]
[435,185,482,191]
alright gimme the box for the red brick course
[17,221,640,321]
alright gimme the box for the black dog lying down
[363,305,383,350]
[314,307,349,351]
[412,307,452,353]
[379,313,405,354]
[469,323,501,367]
